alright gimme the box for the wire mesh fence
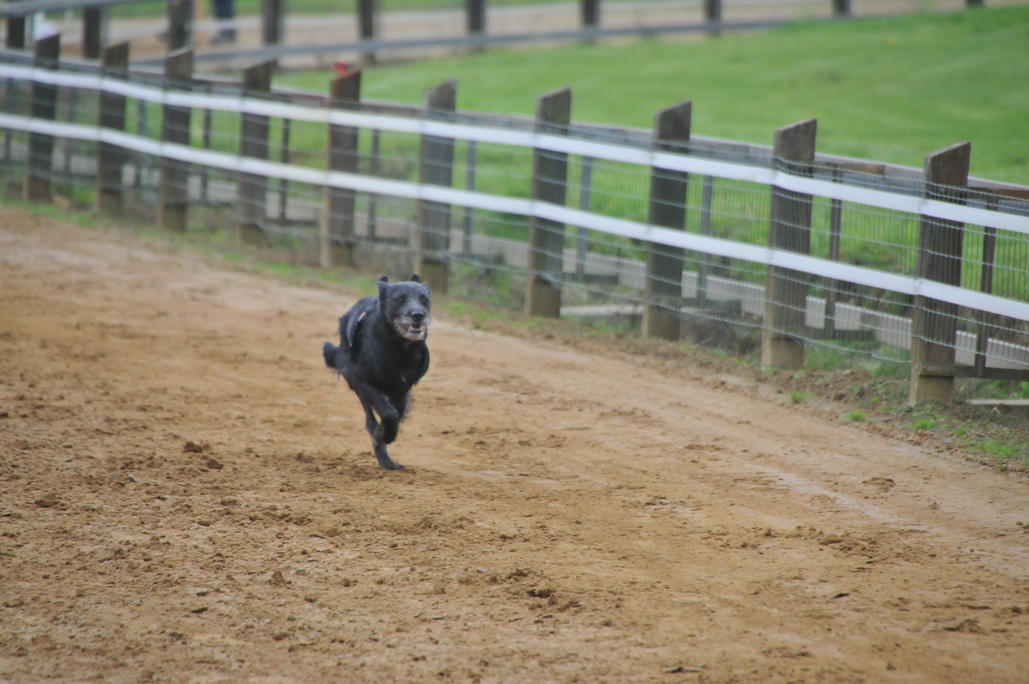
[1,52,1028,402]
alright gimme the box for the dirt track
[2,207,1028,683]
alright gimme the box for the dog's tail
[322,341,339,370]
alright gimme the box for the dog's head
[378,275,432,342]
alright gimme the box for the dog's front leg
[371,439,403,471]
[357,388,404,470]
[360,387,401,445]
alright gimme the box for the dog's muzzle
[398,312,429,341]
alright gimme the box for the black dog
[322,275,431,470]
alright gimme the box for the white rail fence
[2,52,1028,402]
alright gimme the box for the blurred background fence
[1,0,1018,70]
[1,36,1028,405]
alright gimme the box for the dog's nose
[410,311,425,324]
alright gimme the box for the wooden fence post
[581,0,599,37]
[643,100,691,341]
[525,87,571,318]
[5,7,26,49]
[832,0,851,17]
[24,34,60,203]
[705,0,722,37]
[237,61,275,247]
[262,0,283,46]
[157,47,193,232]
[466,0,485,50]
[320,69,362,268]
[761,118,817,370]
[166,0,192,50]
[96,42,130,216]
[415,80,457,294]
[357,0,376,66]
[82,6,107,59]
[908,141,971,405]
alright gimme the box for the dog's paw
[373,443,405,470]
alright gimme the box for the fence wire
[2,61,1028,388]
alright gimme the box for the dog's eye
[419,296,429,306]
[394,295,406,304]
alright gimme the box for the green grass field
[279,4,1029,184]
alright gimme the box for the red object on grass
[333,61,349,77]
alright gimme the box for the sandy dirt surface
[2,207,1028,683]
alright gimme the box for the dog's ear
[377,277,390,299]
[378,276,389,284]
[409,274,430,296]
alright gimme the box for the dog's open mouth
[400,323,428,341]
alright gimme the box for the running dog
[322,275,431,470]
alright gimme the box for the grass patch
[280,5,1029,184]
[978,438,1026,472]
[277,7,1029,295]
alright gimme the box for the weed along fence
[2,42,1029,405]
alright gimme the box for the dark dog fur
[322,275,431,470]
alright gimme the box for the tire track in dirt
[2,209,1028,683]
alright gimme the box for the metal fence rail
[2,47,1028,404]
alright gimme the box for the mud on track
[2,207,1028,683]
